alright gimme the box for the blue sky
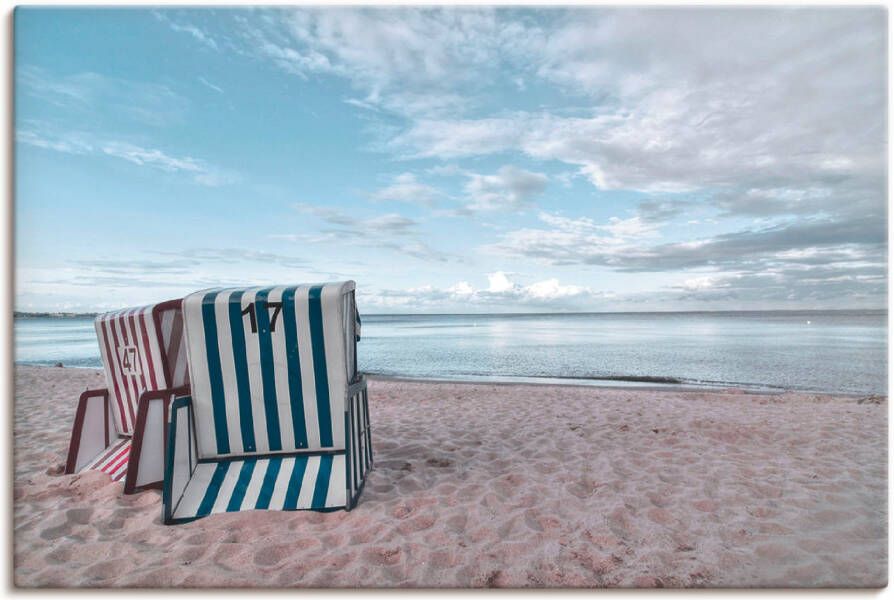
[15,7,887,313]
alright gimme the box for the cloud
[101,141,208,174]
[71,257,199,276]
[30,249,330,303]
[494,211,885,273]
[668,266,886,305]
[487,271,515,293]
[370,173,442,207]
[164,8,883,214]
[384,164,549,214]
[365,214,418,235]
[17,125,238,187]
[464,166,547,212]
[153,248,310,268]
[198,77,224,94]
[285,203,451,262]
[18,66,190,127]
[381,7,885,246]
[210,8,540,118]
[154,11,220,50]
[15,129,93,155]
[73,248,313,277]
[168,23,219,50]
[294,203,417,235]
[362,271,601,312]
[489,208,886,307]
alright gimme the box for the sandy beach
[13,365,887,588]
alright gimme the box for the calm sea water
[14,310,887,394]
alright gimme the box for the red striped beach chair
[163,281,371,524]
[65,300,190,493]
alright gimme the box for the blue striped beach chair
[162,281,371,524]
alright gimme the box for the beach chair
[65,300,189,493]
[163,282,371,525]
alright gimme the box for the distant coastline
[12,308,889,319]
[14,311,98,319]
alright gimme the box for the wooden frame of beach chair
[162,282,372,525]
[65,299,190,494]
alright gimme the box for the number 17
[241,301,283,334]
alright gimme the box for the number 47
[241,301,283,334]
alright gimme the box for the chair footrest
[171,454,347,522]
[83,438,132,482]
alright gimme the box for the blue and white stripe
[169,454,347,521]
[183,282,355,458]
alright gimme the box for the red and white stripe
[83,438,132,482]
[95,303,173,435]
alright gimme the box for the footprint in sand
[84,558,129,581]
[606,507,634,539]
[177,545,208,564]
[362,546,402,566]
[691,500,717,513]
[445,513,467,533]
[646,507,675,526]
[754,543,803,564]
[253,543,296,567]
[38,515,73,541]
[65,507,93,525]
[398,514,436,535]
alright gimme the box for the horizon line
[14,307,889,318]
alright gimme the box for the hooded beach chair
[65,300,189,493]
[162,281,371,525]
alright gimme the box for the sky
[14,7,888,313]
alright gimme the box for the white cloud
[198,77,224,94]
[99,141,238,186]
[163,8,884,217]
[154,11,220,50]
[365,213,418,234]
[464,165,547,212]
[600,215,660,239]
[490,208,886,312]
[15,129,93,155]
[287,203,451,261]
[525,278,586,300]
[371,173,442,206]
[18,66,190,127]
[17,125,238,187]
[487,271,515,293]
[447,281,474,296]
[171,22,219,50]
[224,8,536,118]
[679,275,728,292]
[364,271,601,311]
[380,7,885,231]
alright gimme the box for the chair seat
[83,437,131,482]
[171,454,347,522]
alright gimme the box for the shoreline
[13,365,887,587]
[367,373,793,396]
[14,361,883,398]
[366,374,884,398]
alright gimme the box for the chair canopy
[182,282,360,460]
[95,300,188,435]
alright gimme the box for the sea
[14,310,887,395]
